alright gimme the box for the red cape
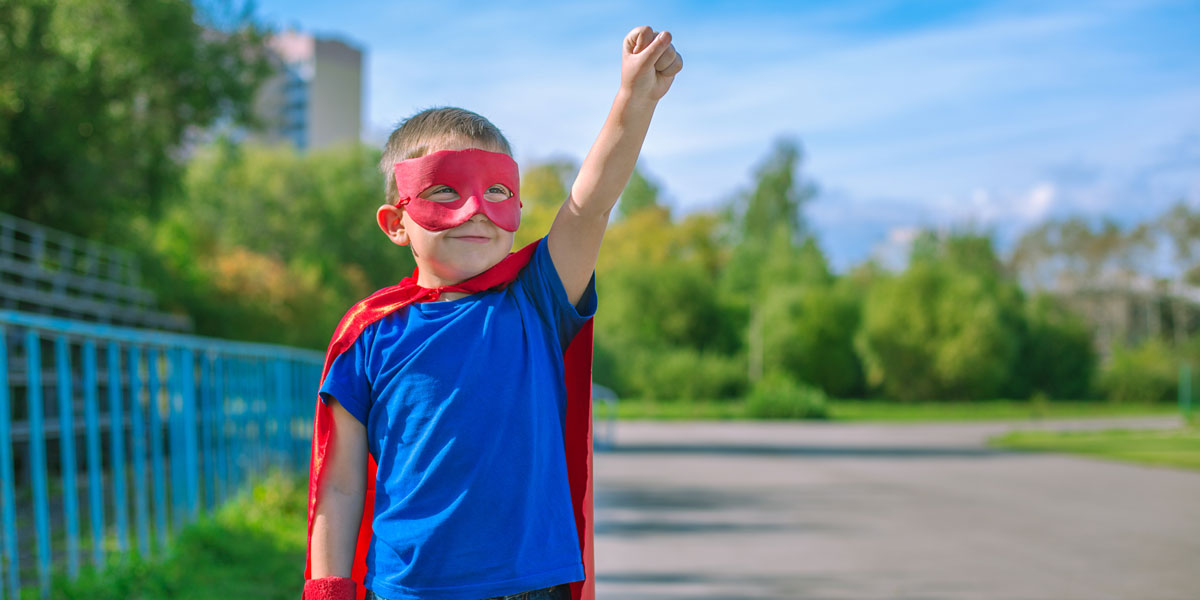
[304,240,595,600]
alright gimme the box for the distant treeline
[133,141,1197,407]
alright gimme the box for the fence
[0,309,324,598]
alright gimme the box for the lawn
[39,471,307,600]
[612,397,1180,422]
[988,427,1200,471]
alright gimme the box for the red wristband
[303,576,357,600]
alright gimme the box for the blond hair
[379,107,513,205]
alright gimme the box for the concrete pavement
[592,417,1199,599]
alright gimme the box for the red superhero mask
[393,149,522,232]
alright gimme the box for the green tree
[1020,294,1096,399]
[0,0,271,241]
[857,231,1025,401]
[593,200,744,400]
[741,138,813,245]
[514,160,575,248]
[140,141,392,348]
[761,278,865,397]
[615,165,662,220]
[721,138,820,383]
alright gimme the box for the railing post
[107,341,129,558]
[129,346,150,557]
[83,340,105,569]
[215,356,229,506]
[182,348,199,521]
[0,327,20,600]
[25,330,52,596]
[200,353,215,513]
[55,335,80,579]
[147,348,168,552]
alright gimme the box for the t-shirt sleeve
[517,237,598,349]
[317,331,371,427]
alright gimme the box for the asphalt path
[592,416,1199,600]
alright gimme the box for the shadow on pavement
[596,570,843,599]
[610,443,1012,459]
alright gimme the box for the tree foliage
[0,0,271,242]
[615,165,662,220]
[858,232,1027,401]
[139,141,392,349]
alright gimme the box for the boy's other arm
[310,397,367,579]
[548,26,682,305]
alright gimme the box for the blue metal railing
[0,310,323,598]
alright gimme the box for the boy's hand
[621,26,682,102]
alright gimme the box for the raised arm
[547,26,683,305]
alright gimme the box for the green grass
[988,427,1200,471]
[612,397,1179,422]
[38,470,307,600]
[826,399,1179,422]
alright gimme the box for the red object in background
[302,240,595,600]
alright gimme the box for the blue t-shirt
[319,239,596,600]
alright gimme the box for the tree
[513,160,575,249]
[1020,294,1096,399]
[761,276,865,397]
[857,232,1025,401]
[615,165,662,220]
[0,0,271,241]
[1157,201,1200,344]
[592,199,744,400]
[721,137,819,382]
[741,138,813,245]
[140,141,391,348]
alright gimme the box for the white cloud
[1019,183,1056,222]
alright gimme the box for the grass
[37,470,307,600]
[988,426,1200,471]
[825,399,1179,422]
[612,397,1180,422]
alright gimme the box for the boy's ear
[377,204,411,246]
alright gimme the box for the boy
[303,26,682,600]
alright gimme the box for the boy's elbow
[564,192,614,222]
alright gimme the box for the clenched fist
[621,26,683,102]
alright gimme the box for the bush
[761,281,865,397]
[746,373,830,419]
[1017,294,1096,399]
[856,236,1025,401]
[1099,339,1178,404]
[619,346,747,402]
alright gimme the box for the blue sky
[248,0,1200,270]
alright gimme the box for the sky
[247,0,1200,271]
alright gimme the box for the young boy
[303,26,682,600]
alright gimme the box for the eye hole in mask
[420,184,514,204]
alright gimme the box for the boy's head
[377,107,520,289]
[379,107,513,206]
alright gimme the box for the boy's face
[377,138,518,288]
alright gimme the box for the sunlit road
[593,417,1198,600]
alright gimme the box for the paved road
[593,417,1199,600]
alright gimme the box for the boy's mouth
[449,235,491,243]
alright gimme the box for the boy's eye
[485,184,513,200]
[421,186,459,201]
